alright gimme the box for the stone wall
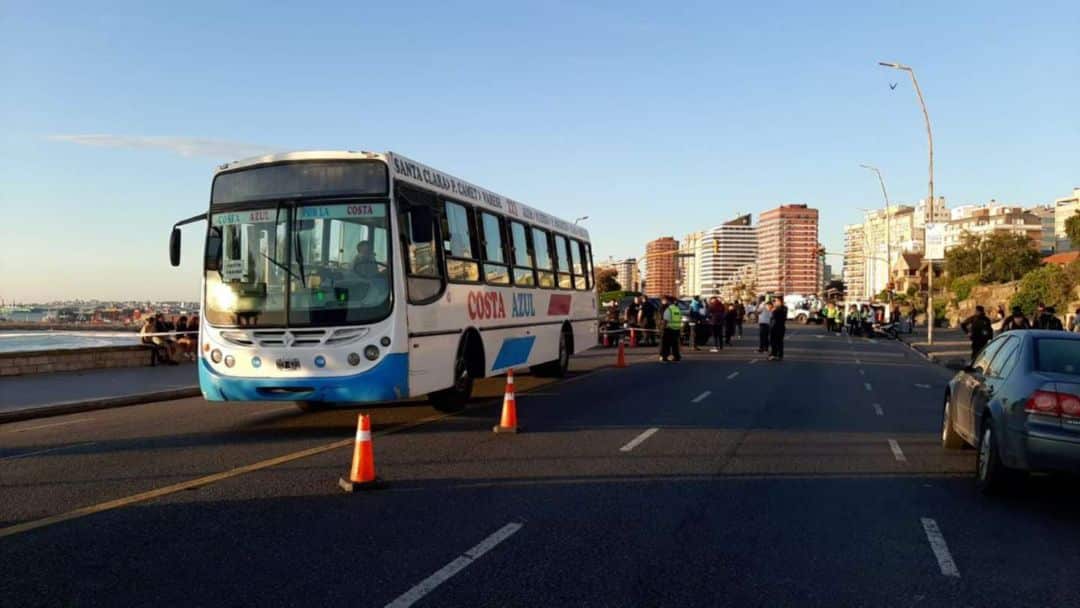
[946,281,1020,327]
[0,345,161,376]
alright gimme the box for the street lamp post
[879,60,935,344]
[860,164,892,304]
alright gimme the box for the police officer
[960,305,994,361]
[659,295,683,362]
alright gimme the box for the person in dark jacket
[1036,306,1064,330]
[1001,306,1031,332]
[960,305,994,361]
[769,297,788,361]
[734,302,745,337]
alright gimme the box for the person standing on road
[757,301,772,353]
[658,295,683,362]
[1031,303,1046,328]
[708,296,725,352]
[724,300,737,346]
[960,305,994,361]
[689,296,704,351]
[734,301,745,338]
[639,296,658,346]
[1001,306,1031,332]
[1039,306,1064,330]
[769,297,787,361]
[624,297,640,344]
[1071,307,1080,333]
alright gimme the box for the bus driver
[352,241,383,277]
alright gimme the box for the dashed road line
[748,359,759,365]
[855,358,862,364]
[858,369,865,375]
[0,442,97,462]
[385,522,524,607]
[726,371,740,380]
[888,439,907,462]
[921,518,960,577]
[873,403,884,416]
[914,383,932,389]
[6,418,95,433]
[620,428,659,452]
[864,382,873,392]
[691,391,711,403]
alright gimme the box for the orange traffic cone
[493,369,520,434]
[339,414,384,492]
[615,342,628,368]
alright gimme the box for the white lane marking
[920,518,960,578]
[242,406,297,418]
[385,522,524,608]
[858,369,865,376]
[691,391,711,404]
[620,428,659,452]
[0,442,96,461]
[914,383,932,389]
[873,403,884,416]
[888,439,907,462]
[855,358,862,364]
[748,359,759,365]
[7,418,95,433]
[864,383,873,392]
[868,339,878,344]
[726,371,740,380]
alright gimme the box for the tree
[1011,264,1072,315]
[944,232,1041,283]
[1067,210,1080,249]
[595,267,621,293]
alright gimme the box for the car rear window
[1035,339,1080,375]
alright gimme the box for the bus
[169,151,597,411]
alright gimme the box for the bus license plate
[276,358,301,371]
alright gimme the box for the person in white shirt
[757,301,773,354]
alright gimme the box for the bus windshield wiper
[294,227,307,288]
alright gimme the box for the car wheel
[975,421,1021,494]
[941,394,964,449]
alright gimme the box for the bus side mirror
[205,228,223,272]
[169,228,182,267]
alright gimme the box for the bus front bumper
[199,355,408,403]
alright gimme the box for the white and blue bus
[170,151,597,411]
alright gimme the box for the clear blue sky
[2,1,1077,302]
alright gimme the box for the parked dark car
[942,330,1080,493]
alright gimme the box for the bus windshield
[203,202,391,327]
[289,202,391,326]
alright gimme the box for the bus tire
[429,334,478,413]
[534,326,571,378]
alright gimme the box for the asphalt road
[3,326,1079,607]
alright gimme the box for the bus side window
[401,204,444,303]
[479,212,510,285]
[510,221,536,287]
[554,234,573,290]
[583,242,594,290]
[531,227,555,288]
[570,238,586,290]
[442,201,481,283]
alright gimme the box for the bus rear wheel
[534,328,571,378]
[429,343,474,413]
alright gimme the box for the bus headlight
[364,345,379,361]
[224,355,235,368]
[347,352,361,366]
[380,336,391,347]
[211,349,223,364]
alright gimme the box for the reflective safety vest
[666,306,683,329]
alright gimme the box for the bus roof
[214,150,590,241]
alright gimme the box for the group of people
[961,303,1080,360]
[139,313,199,365]
[819,302,907,337]
[649,295,787,363]
[685,295,744,352]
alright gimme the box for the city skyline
[3,3,1078,301]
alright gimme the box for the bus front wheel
[429,342,474,413]
[533,327,571,378]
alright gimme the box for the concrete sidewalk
[0,364,199,423]
[897,326,971,370]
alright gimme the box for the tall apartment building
[843,224,866,300]
[915,196,951,226]
[1026,205,1057,254]
[1054,188,1080,253]
[699,214,757,297]
[644,237,679,297]
[944,202,1042,251]
[676,231,703,298]
[598,257,640,292]
[758,205,819,296]
[861,205,925,296]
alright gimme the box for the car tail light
[1025,390,1080,418]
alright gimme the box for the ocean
[0,331,143,353]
